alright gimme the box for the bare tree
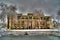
[7,5,17,24]
[33,9,44,16]
[0,3,17,28]
[0,3,8,22]
[56,9,60,26]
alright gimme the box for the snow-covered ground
[8,29,60,31]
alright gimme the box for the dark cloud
[0,0,60,15]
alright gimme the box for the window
[29,16,32,19]
[46,17,49,21]
[25,17,28,19]
[22,17,24,19]
[18,16,20,19]
[33,17,36,19]
[44,17,45,20]
[41,17,42,20]
[22,21,24,23]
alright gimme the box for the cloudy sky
[0,0,60,16]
